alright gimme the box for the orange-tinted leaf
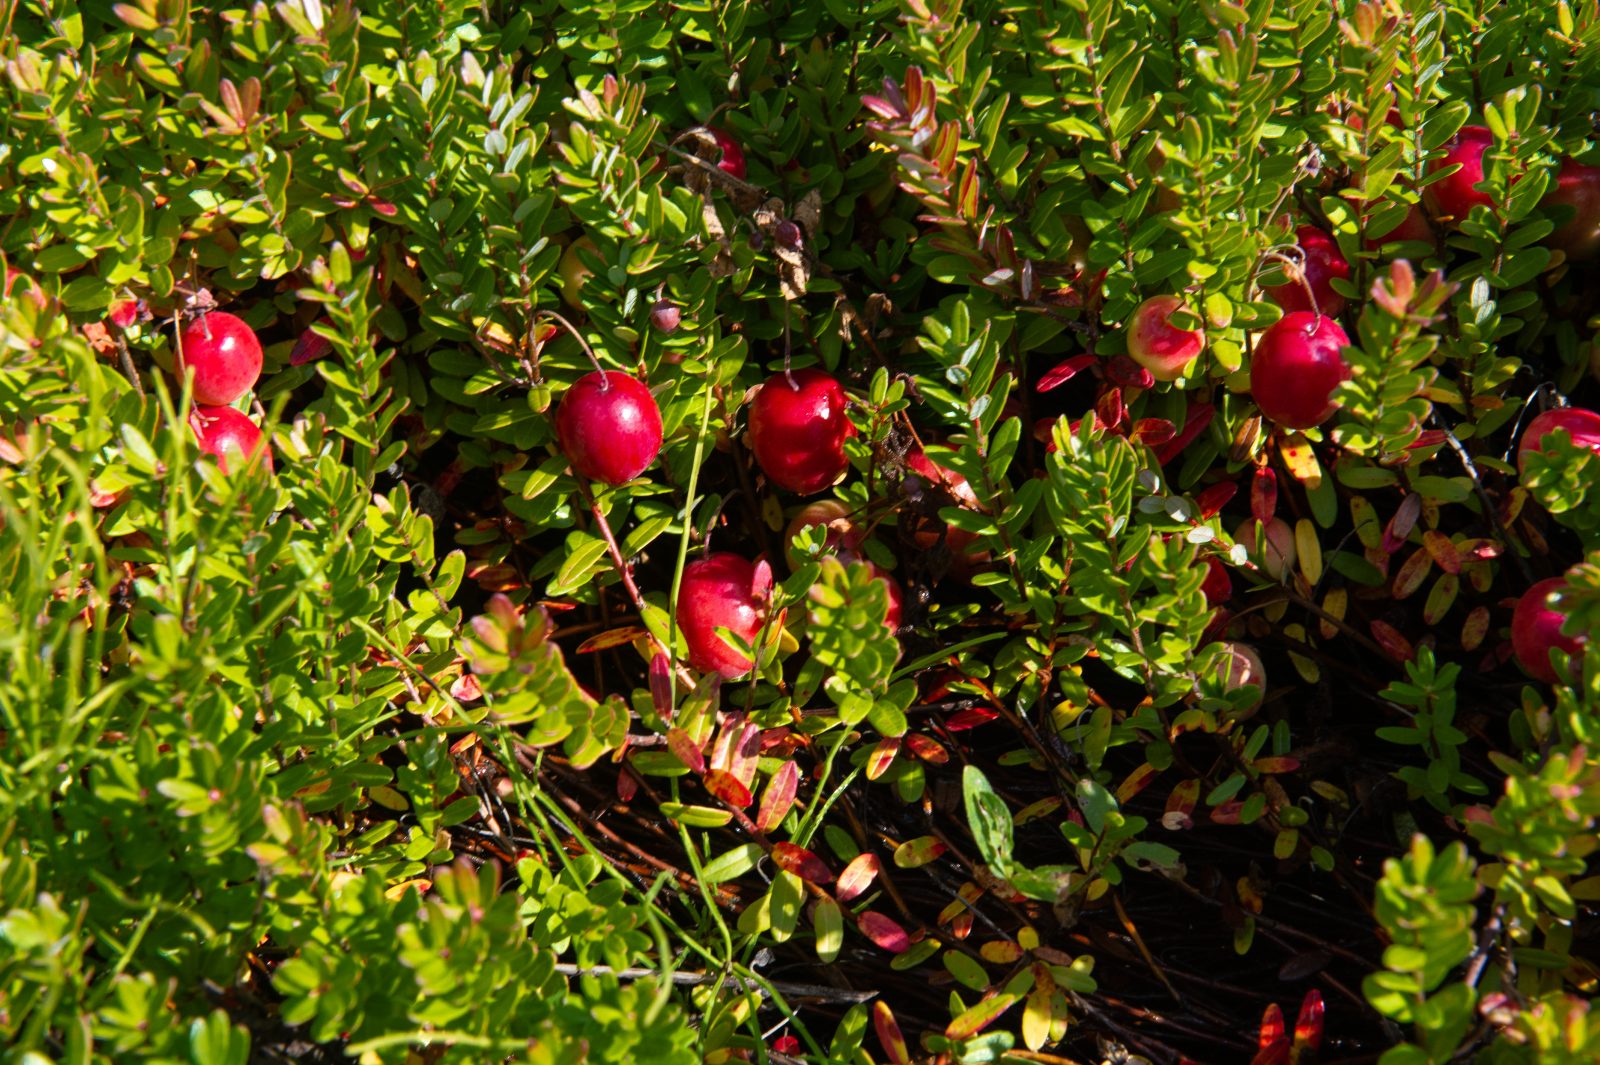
[756,760,799,833]
[704,769,753,808]
[980,939,1024,965]
[859,910,910,953]
[893,835,947,868]
[903,732,949,764]
[1294,988,1324,1051]
[1251,756,1301,775]
[772,841,832,883]
[866,735,901,780]
[1129,417,1176,446]
[649,653,673,718]
[1319,586,1346,640]
[1369,619,1414,661]
[1210,800,1245,825]
[577,625,649,653]
[1195,480,1238,519]
[836,852,882,902]
[1461,605,1491,651]
[1014,797,1063,825]
[945,992,1020,1040]
[1391,547,1433,599]
[729,719,762,788]
[1163,779,1200,830]
[1116,762,1160,803]
[873,1001,910,1065]
[1422,530,1461,574]
[667,727,705,774]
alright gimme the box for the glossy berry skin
[1364,200,1433,250]
[1426,125,1495,220]
[554,371,663,485]
[775,220,803,249]
[1543,158,1600,262]
[1235,517,1297,581]
[1512,577,1585,684]
[190,405,271,474]
[1264,226,1350,316]
[1517,407,1600,475]
[1250,311,1352,430]
[650,299,681,334]
[1126,294,1205,381]
[175,312,262,406]
[711,129,746,180]
[748,368,854,494]
[679,553,769,678]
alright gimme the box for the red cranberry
[711,129,746,180]
[1517,407,1600,474]
[650,299,681,334]
[679,553,769,677]
[1543,158,1600,262]
[554,371,664,485]
[748,368,854,494]
[775,221,803,249]
[1264,225,1350,317]
[175,312,263,407]
[1126,294,1205,382]
[1249,311,1352,430]
[190,406,271,474]
[1426,125,1495,220]
[1511,577,1586,684]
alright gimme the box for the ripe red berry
[748,368,854,494]
[1363,199,1433,250]
[175,312,263,407]
[711,128,746,180]
[775,220,803,249]
[554,371,663,485]
[1201,555,1232,605]
[679,553,770,677]
[1517,407,1600,474]
[1264,225,1350,317]
[785,499,864,567]
[1126,294,1205,382]
[1249,311,1352,430]
[190,405,272,474]
[1426,125,1495,221]
[1542,157,1600,262]
[1511,577,1585,684]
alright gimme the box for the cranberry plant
[4,0,1600,1061]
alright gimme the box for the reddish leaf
[649,653,673,720]
[1252,756,1301,775]
[1249,1039,1290,1065]
[873,1002,911,1065]
[1461,605,1491,651]
[946,705,1000,730]
[1105,355,1154,390]
[1129,417,1177,446]
[858,910,910,953]
[903,732,949,764]
[1195,480,1238,519]
[577,625,649,653]
[730,719,762,789]
[1210,800,1245,825]
[289,320,335,365]
[1116,762,1161,803]
[1251,467,1278,524]
[772,1034,800,1055]
[1163,779,1201,830]
[755,760,799,833]
[1369,619,1415,661]
[865,735,900,780]
[1294,988,1325,1052]
[861,94,903,120]
[836,852,882,902]
[616,768,638,803]
[772,842,832,884]
[980,939,1023,964]
[704,769,752,808]
[1257,1002,1285,1051]
[667,727,705,774]
[1154,402,1215,465]
[1382,492,1422,554]
[893,835,947,868]
[1096,385,1127,429]
[1423,530,1462,574]
[1036,353,1098,392]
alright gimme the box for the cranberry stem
[782,310,797,390]
[535,309,609,389]
[1255,243,1323,328]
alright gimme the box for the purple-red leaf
[755,761,799,833]
[771,842,832,884]
[858,910,910,953]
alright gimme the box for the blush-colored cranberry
[679,553,769,677]
[1264,225,1350,317]
[748,368,854,494]
[175,312,263,406]
[1543,158,1600,262]
[873,563,903,630]
[1517,407,1600,474]
[554,371,664,485]
[1426,125,1495,220]
[775,221,803,249]
[1511,577,1586,684]
[1126,294,1205,382]
[1250,311,1352,430]
[1364,200,1433,250]
[711,129,746,180]
[650,299,681,334]
[190,406,272,474]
